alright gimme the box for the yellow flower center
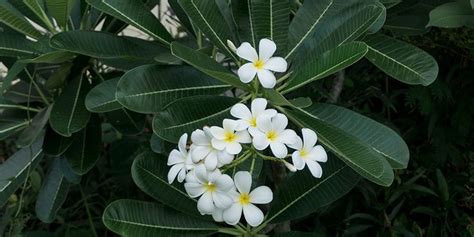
[249,117,257,127]
[239,193,250,205]
[254,59,264,69]
[224,131,236,143]
[299,149,309,159]
[204,182,216,192]
[266,130,278,141]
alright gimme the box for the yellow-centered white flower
[184,165,234,215]
[236,39,288,88]
[230,98,277,135]
[191,127,234,170]
[223,171,273,227]
[292,128,328,178]
[252,113,299,158]
[210,119,251,155]
[167,133,194,184]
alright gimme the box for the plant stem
[80,186,98,237]
[25,70,50,106]
[218,227,244,235]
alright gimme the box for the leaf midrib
[119,84,229,99]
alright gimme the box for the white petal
[257,69,276,89]
[236,42,258,62]
[204,151,218,170]
[279,129,299,146]
[191,146,211,162]
[243,204,264,227]
[238,63,257,83]
[178,133,188,154]
[291,152,306,170]
[223,203,243,226]
[261,109,277,118]
[256,114,272,132]
[248,126,260,137]
[217,151,234,166]
[264,57,287,72]
[251,98,268,116]
[272,113,288,132]
[213,192,233,209]
[234,171,252,194]
[197,192,215,214]
[302,128,317,150]
[212,209,224,222]
[211,138,227,151]
[184,182,205,198]
[288,135,303,150]
[210,126,225,140]
[235,120,250,131]
[226,142,242,155]
[231,103,252,120]
[191,129,209,146]
[252,134,270,151]
[306,159,323,178]
[249,186,273,204]
[215,174,234,191]
[270,142,288,158]
[167,149,183,165]
[177,169,187,183]
[167,164,182,184]
[223,119,238,132]
[259,38,276,62]
[194,164,209,183]
[235,130,251,143]
[310,145,328,162]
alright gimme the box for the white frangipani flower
[184,165,234,215]
[236,39,288,89]
[211,119,251,155]
[167,133,194,184]
[292,129,328,178]
[223,171,273,227]
[230,98,277,135]
[191,127,234,170]
[252,113,299,158]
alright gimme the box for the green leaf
[45,63,73,89]
[43,128,73,156]
[35,157,71,223]
[49,72,92,137]
[45,0,74,27]
[427,0,474,28]
[116,65,230,114]
[0,1,42,38]
[436,169,449,202]
[131,151,201,217]
[0,109,31,140]
[58,157,81,184]
[19,51,75,64]
[267,158,360,223]
[171,42,249,90]
[249,0,289,54]
[17,106,52,147]
[153,95,239,143]
[103,199,219,236]
[50,30,169,61]
[0,34,40,58]
[64,115,102,175]
[283,42,368,93]
[178,0,238,61]
[23,0,54,29]
[364,33,438,86]
[85,78,121,113]
[1,61,27,94]
[283,106,394,186]
[0,137,43,207]
[86,0,172,45]
[105,109,145,135]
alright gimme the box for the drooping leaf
[17,106,52,147]
[86,0,172,45]
[267,158,360,223]
[45,63,73,90]
[116,65,230,114]
[85,78,121,113]
[23,0,54,29]
[58,157,81,184]
[0,109,31,140]
[35,157,71,223]
[49,72,92,137]
[283,106,394,186]
[364,33,438,86]
[64,115,102,175]
[105,109,145,135]
[103,199,219,236]
[178,0,238,61]
[153,95,239,143]
[0,34,40,58]
[45,0,74,27]
[170,42,249,90]
[282,42,368,93]
[131,151,201,217]
[0,137,43,207]
[0,1,42,38]
[43,128,73,157]
[427,0,474,28]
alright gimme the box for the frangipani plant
[0,0,439,236]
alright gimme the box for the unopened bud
[283,160,297,172]
[227,40,237,52]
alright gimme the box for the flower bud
[283,160,297,172]
[227,40,237,52]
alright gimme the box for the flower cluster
[167,98,328,227]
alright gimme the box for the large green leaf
[49,73,92,137]
[116,65,230,114]
[267,158,360,223]
[105,109,145,135]
[0,109,31,140]
[0,1,42,38]
[86,0,172,45]
[35,157,71,223]
[23,0,53,29]
[43,128,73,157]
[170,42,249,90]
[178,0,238,61]
[0,34,40,58]
[50,31,169,61]
[19,51,75,64]
[282,42,368,93]
[45,0,74,27]
[307,103,409,169]
[64,115,102,175]
[427,0,474,28]
[103,199,219,236]
[153,95,239,143]
[131,151,201,217]
[283,106,394,186]
[249,0,289,54]
[85,78,121,113]
[364,33,438,86]
[1,61,27,94]
[0,137,43,207]
[17,106,51,147]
